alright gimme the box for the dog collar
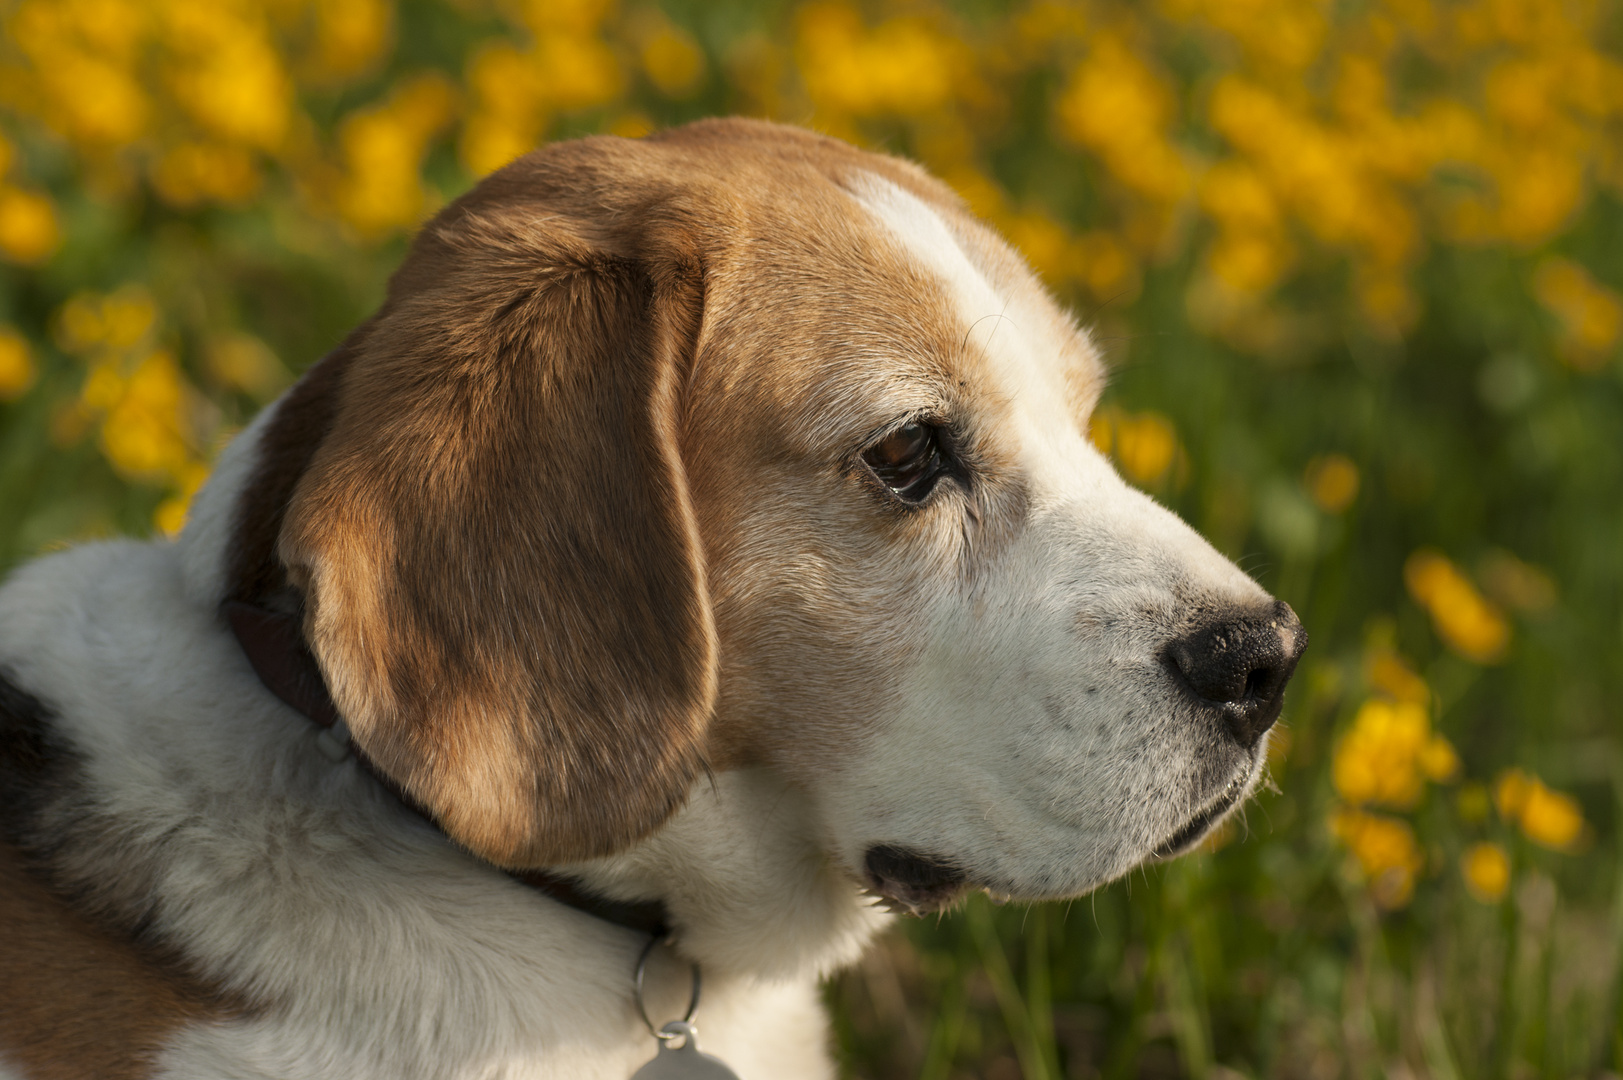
[222,600,671,940]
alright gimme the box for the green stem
[1491,849,1523,1080]
[968,899,1053,1080]
[1025,905,1060,1077]
[918,970,968,1080]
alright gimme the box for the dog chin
[1150,755,1265,860]
[862,757,1265,915]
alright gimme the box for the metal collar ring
[634,935,701,1040]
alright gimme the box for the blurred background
[0,0,1619,1075]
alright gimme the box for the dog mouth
[867,770,1255,912]
[862,845,972,915]
[1151,772,1248,859]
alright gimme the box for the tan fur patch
[0,843,230,1078]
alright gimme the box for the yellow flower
[1106,410,1179,488]
[1461,842,1510,902]
[796,3,955,118]
[1200,160,1281,233]
[97,349,193,480]
[206,333,289,401]
[152,143,261,208]
[1332,807,1424,909]
[459,40,544,175]
[1071,231,1141,303]
[0,186,61,264]
[1496,769,1584,851]
[1494,150,1584,248]
[154,460,211,537]
[0,328,38,401]
[606,112,655,139]
[459,114,539,179]
[160,1,292,151]
[518,0,613,36]
[1518,783,1585,851]
[9,0,152,148]
[1304,453,1359,513]
[80,359,126,412]
[1364,645,1430,706]
[334,74,457,235]
[1332,698,1436,808]
[1207,231,1294,295]
[458,13,622,178]
[1417,734,1460,782]
[1532,257,1622,371]
[641,25,705,98]
[100,287,158,347]
[1405,549,1510,664]
[308,0,393,82]
[55,287,156,352]
[1164,0,1327,73]
[1485,59,1558,132]
[532,32,623,111]
[1003,211,1073,285]
[1057,36,1190,207]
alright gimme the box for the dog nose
[1165,601,1307,749]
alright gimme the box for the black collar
[223,600,671,940]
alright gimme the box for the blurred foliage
[2,0,1621,1075]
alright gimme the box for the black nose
[1164,601,1307,749]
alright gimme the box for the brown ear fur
[271,175,718,867]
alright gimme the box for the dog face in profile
[0,117,1303,1077]
[250,119,1303,900]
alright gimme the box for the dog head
[209,118,1304,903]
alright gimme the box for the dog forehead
[696,165,1102,456]
[684,190,1100,465]
[844,173,1105,437]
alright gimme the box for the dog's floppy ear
[272,195,717,868]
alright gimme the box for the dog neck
[222,596,674,941]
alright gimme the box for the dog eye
[863,422,947,503]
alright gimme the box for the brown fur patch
[271,166,720,868]
[0,842,229,1079]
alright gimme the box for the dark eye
[863,422,947,503]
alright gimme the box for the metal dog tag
[630,1022,741,1080]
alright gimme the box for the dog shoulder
[0,839,234,1080]
[0,573,239,1080]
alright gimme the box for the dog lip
[1151,773,1248,859]
[863,844,971,915]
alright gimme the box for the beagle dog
[0,118,1305,1079]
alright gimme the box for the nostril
[1165,601,1308,748]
